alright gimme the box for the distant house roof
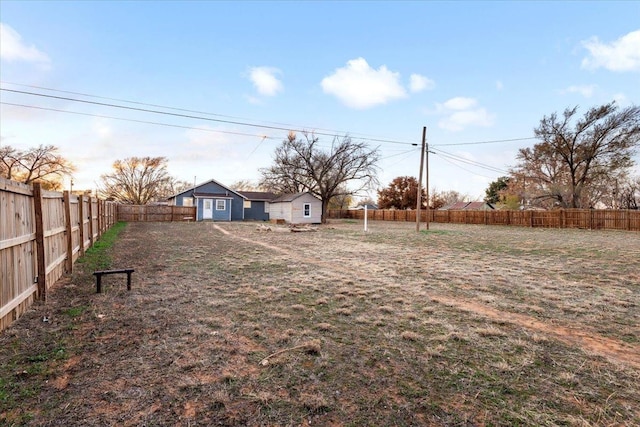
[271,192,320,203]
[352,203,378,210]
[237,191,278,202]
[167,178,246,200]
[441,201,495,211]
[465,201,494,210]
[444,201,471,210]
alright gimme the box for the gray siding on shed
[270,192,321,224]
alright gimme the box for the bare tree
[617,175,640,209]
[230,179,262,191]
[1,144,74,190]
[429,188,467,209]
[99,157,174,204]
[327,185,353,210]
[513,102,640,208]
[260,132,380,223]
[356,196,378,208]
[155,177,193,202]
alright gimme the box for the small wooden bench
[93,269,134,293]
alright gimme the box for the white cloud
[441,97,477,111]
[248,66,283,96]
[562,84,596,98]
[581,30,640,72]
[0,23,50,63]
[321,57,407,109]
[496,80,504,91]
[439,108,494,132]
[409,73,435,93]
[435,96,494,132]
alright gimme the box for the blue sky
[1,1,639,201]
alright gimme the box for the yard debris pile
[256,224,318,233]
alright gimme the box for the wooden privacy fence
[1,179,117,332]
[328,208,640,231]
[117,205,196,222]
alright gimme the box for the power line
[3,101,516,184]
[434,152,509,175]
[1,102,281,140]
[431,136,537,146]
[1,86,419,146]
[382,149,420,167]
[1,83,540,149]
[1,80,418,144]
[432,147,510,174]
[435,154,497,180]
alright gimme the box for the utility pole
[425,139,430,230]
[416,126,426,232]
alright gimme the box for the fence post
[63,191,73,274]
[627,210,631,231]
[32,183,47,301]
[529,211,534,228]
[88,196,94,246]
[97,199,103,238]
[78,195,86,256]
[560,209,565,229]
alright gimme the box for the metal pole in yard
[364,204,368,232]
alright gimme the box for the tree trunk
[321,200,328,224]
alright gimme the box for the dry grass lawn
[1,220,639,426]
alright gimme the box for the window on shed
[216,200,226,210]
[182,197,193,207]
[303,203,311,217]
[243,200,251,209]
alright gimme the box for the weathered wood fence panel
[116,205,196,222]
[42,190,68,291]
[1,179,117,332]
[328,208,640,231]
[0,180,37,332]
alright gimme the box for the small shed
[269,192,322,224]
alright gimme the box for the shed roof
[271,192,320,203]
[238,191,279,201]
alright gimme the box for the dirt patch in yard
[1,220,639,426]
